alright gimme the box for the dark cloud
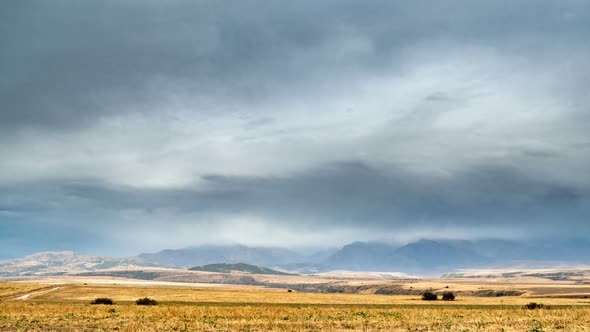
[1,0,589,255]
[0,219,100,260]
[17,161,588,233]
[1,0,588,130]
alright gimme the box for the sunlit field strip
[19,284,590,307]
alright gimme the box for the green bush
[136,297,158,306]
[421,291,438,301]
[90,298,114,305]
[442,292,455,301]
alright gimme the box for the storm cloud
[1,0,589,257]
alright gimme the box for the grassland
[4,301,590,331]
[18,284,590,306]
[2,281,590,331]
[0,283,52,299]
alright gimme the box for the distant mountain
[389,239,489,273]
[138,245,304,268]
[323,239,492,274]
[189,263,295,275]
[323,242,399,271]
[4,237,590,277]
[0,251,156,277]
[322,238,590,274]
[470,238,590,263]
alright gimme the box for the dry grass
[22,284,590,306]
[0,283,51,299]
[2,301,590,331]
[3,282,590,331]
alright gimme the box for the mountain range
[0,251,156,277]
[322,240,489,274]
[138,244,304,268]
[1,238,590,277]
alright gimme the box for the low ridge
[188,262,295,275]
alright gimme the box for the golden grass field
[0,283,55,299]
[2,280,590,331]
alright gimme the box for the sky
[1,0,589,258]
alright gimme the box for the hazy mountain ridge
[321,239,489,274]
[326,238,590,273]
[3,238,590,277]
[0,251,157,277]
[138,245,304,268]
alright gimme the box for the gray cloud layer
[1,0,589,257]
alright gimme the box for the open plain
[3,272,590,331]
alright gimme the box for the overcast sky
[1,0,589,258]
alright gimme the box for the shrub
[422,291,438,301]
[90,298,114,305]
[442,292,455,301]
[136,297,158,306]
[524,302,544,310]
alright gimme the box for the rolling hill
[189,263,295,275]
